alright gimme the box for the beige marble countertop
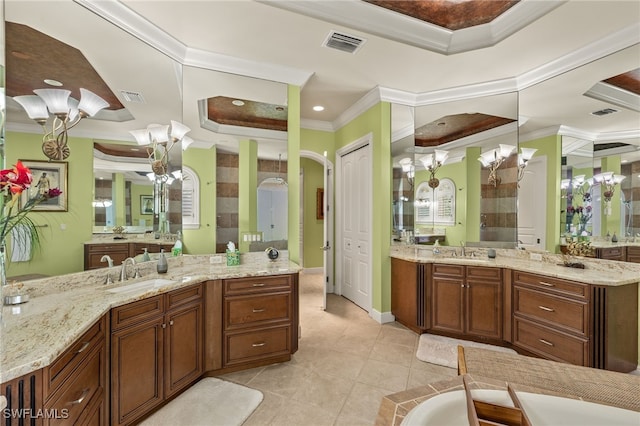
[390,245,640,286]
[0,253,301,383]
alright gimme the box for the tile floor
[220,270,456,425]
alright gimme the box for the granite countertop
[390,245,640,286]
[0,253,301,383]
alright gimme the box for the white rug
[139,377,263,426]
[416,333,517,369]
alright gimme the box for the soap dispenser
[157,249,168,274]
[142,248,151,262]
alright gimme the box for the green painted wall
[5,131,93,276]
[520,135,561,253]
[301,157,324,268]
[335,102,392,315]
[131,183,153,227]
[287,85,301,264]
[601,155,623,237]
[183,146,217,254]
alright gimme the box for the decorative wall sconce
[594,172,625,215]
[560,175,593,201]
[398,157,415,189]
[517,147,537,184]
[130,120,191,177]
[478,144,515,187]
[14,88,109,160]
[419,149,449,188]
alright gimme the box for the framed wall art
[19,160,68,212]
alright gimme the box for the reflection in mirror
[391,104,415,242]
[560,137,594,241]
[181,66,289,253]
[411,92,519,248]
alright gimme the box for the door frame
[300,150,334,293]
[334,133,373,311]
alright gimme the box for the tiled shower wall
[480,155,517,242]
[216,152,239,253]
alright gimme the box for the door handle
[321,245,331,251]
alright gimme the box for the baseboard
[370,309,395,324]
[302,267,323,274]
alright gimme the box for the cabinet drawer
[45,345,103,425]
[225,293,291,329]
[432,263,465,278]
[85,243,129,253]
[224,275,291,295]
[167,283,203,310]
[626,246,640,263]
[513,318,589,366]
[512,271,588,299]
[224,326,291,366]
[513,286,588,336]
[467,266,501,281]
[45,317,105,396]
[111,295,164,331]
[597,246,625,260]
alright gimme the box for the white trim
[369,309,396,325]
[302,267,323,275]
[181,166,200,230]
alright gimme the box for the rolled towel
[11,224,32,262]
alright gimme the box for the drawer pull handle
[539,281,555,287]
[539,339,554,347]
[76,341,91,354]
[161,323,167,329]
[252,342,266,347]
[169,320,174,326]
[538,305,555,312]
[252,308,266,313]
[69,388,90,406]
[252,283,265,287]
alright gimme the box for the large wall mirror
[392,92,519,248]
[3,0,183,276]
[519,44,640,254]
[181,65,289,253]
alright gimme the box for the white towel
[11,224,32,262]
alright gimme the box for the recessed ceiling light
[313,105,324,112]
[44,79,63,87]
[232,100,245,106]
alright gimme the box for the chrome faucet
[460,241,466,257]
[120,257,137,282]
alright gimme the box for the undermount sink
[401,390,640,426]
[106,278,177,294]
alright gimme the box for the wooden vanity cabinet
[512,271,590,367]
[221,274,298,371]
[626,246,640,263]
[595,246,626,261]
[84,243,130,270]
[430,264,503,341]
[1,370,43,426]
[391,258,428,333]
[43,316,108,426]
[110,284,203,426]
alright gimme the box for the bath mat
[139,377,263,426]
[416,333,517,369]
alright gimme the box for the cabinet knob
[252,342,266,347]
[539,338,554,347]
[538,305,555,312]
[161,323,167,329]
[69,388,90,405]
[169,320,174,326]
[76,341,91,354]
[252,308,266,313]
[252,283,265,287]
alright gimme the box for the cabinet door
[627,246,640,263]
[165,302,204,398]
[430,277,464,334]
[466,279,502,339]
[111,317,164,426]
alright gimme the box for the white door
[322,152,329,310]
[518,156,546,250]
[340,144,371,312]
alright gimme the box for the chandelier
[398,158,415,190]
[419,150,448,189]
[130,121,191,178]
[517,147,538,185]
[13,88,110,160]
[478,144,515,187]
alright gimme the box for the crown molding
[584,82,640,113]
[300,118,335,132]
[75,0,312,87]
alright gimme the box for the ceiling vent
[591,107,618,116]
[323,30,366,54]
[120,90,145,103]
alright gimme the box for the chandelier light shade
[130,120,191,179]
[13,88,109,160]
[419,149,448,188]
[478,144,515,187]
[398,157,415,189]
[517,147,538,184]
